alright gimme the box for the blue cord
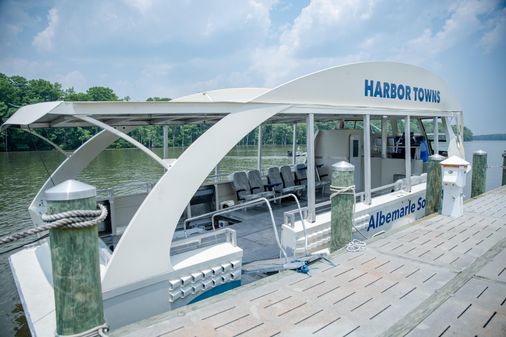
[293,260,310,274]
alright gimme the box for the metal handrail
[283,176,426,227]
[183,193,308,261]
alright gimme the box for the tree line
[0,73,473,152]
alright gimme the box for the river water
[0,141,504,336]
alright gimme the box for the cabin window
[352,139,359,157]
[397,119,422,135]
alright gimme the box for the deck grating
[113,185,506,337]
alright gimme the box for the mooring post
[45,179,105,336]
[502,151,506,186]
[425,154,445,215]
[330,161,354,252]
[471,150,487,198]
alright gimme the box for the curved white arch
[253,62,461,112]
[102,105,290,291]
[29,126,137,226]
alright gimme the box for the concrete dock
[112,186,506,337]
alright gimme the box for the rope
[329,184,355,199]
[346,239,366,252]
[329,184,368,241]
[0,204,108,245]
[55,323,109,337]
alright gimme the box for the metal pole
[364,114,371,204]
[307,114,316,223]
[257,125,263,172]
[292,123,297,166]
[163,125,168,159]
[381,116,387,159]
[405,115,411,192]
[433,117,439,155]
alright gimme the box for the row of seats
[232,165,329,203]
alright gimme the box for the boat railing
[283,175,426,228]
[96,181,155,198]
[183,193,308,259]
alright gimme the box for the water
[0,144,300,337]
[0,141,504,336]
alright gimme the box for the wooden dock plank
[112,186,506,337]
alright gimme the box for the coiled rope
[329,184,368,249]
[0,204,108,245]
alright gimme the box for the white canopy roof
[1,62,462,131]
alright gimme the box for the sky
[0,0,505,134]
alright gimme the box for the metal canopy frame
[1,62,466,296]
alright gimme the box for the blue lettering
[392,209,400,220]
[383,82,390,98]
[378,211,385,227]
[411,202,416,213]
[413,87,419,101]
[367,215,376,231]
[405,86,411,100]
[386,212,391,223]
[424,88,431,102]
[364,80,439,104]
[365,79,374,97]
[374,81,383,97]
[417,87,424,101]
[397,84,405,100]
[417,197,426,210]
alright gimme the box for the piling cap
[44,179,96,201]
[428,154,445,161]
[474,150,487,156]
[332,161,354,172]
[440,155,470,167]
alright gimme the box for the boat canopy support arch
[76,115,170,170]
[28,126,138,226]
[102,105,291,292]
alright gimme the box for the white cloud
[481,8,506,53]
[123,0,153,14]
[400,0,497,61]
[56,70,88,92]
[32,8,59,52]
[250,0,378,86]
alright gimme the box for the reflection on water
[0,145,300,337]
[0,141,504,336]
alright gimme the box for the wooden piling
[425,154,445,216]
[471,150,487,198]
[330,161,354,252]
[45,180,105,336]
[502,151,506,186]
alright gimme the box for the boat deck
[112,186,506,337]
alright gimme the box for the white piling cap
[429,154,445,161]
[474,150,487,155]
[44,179,96,201]
[332,161,355,172]
[440,155,470,167]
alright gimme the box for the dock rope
[0,204,108,245]
[55,323,109,337]
[329,184,368,248]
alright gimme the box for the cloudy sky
[0,0,505,134]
